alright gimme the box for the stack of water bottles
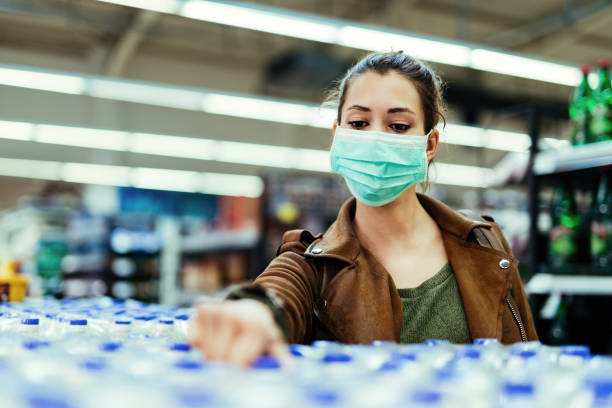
[1,298,612,408]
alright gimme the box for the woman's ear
[332,121,337,138]
[426,129,439,162]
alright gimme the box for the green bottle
[548,295,570,345]
[589,58,612,142]
[549,184,580,272]
[591,174,612,271]
[570,64,593,146]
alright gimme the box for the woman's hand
[188,299,288,367]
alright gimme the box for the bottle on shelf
[549,183,581,273]
[548,294,571,345]
[589,58,612,143]
[591,173,612,272]
[570,64,594,146]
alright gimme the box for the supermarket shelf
[526,273,612,295]
[534,141,612,176]
[181,228,260,253]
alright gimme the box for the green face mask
[330,127,430,207]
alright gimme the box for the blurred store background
[0,0,611,351]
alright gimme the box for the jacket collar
[304,194,491,263]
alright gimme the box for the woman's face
[339,70,425,135]
[334,70,438,161]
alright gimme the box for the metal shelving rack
[524,107,612,352]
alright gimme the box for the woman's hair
[324,51,446,133]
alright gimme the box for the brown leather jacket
[234,194,537,345]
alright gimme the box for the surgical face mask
[330,126,431,207]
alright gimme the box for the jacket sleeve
[226,230,320,344]
[489,221,538,341]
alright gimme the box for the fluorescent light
[442,123,531,152]
[201,93,315,126]
[0,157,60,180]
[62,163,131,186]
[200,172,264,197]
[87,79,203,111]
[129,132,217,160]
[95,0,584,87]
[0,120,34,141]
[430,162,493,188]
[0,66,85,95]
[0,156,264,197]
[131,167,200,192]
[470,49,581,87]
[180,0,339,43]
[95,0,180,13]
[337,26,472,67]
[294,148,331,172]
[36,125,128,151]
[216,140,294,168]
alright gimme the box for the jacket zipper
[506,291,527,342]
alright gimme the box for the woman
[188,52,538,366]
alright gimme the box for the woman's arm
[189,231,320,365]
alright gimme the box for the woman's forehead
[343,71,422,115]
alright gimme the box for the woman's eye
[390,123,410,132]
[348,121,368,129]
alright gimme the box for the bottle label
[590,102,612,139]
[550,225,577,260]
[591,220,612,267]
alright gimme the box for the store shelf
[526,273,612,295]
[534,141,612,176]
[181,227,260,253]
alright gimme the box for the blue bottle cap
[510,348,537,359]
[70,319,87,326]
[134,315,156,321]
[307,389,340,405]
[252,356,281,369]
[456,347,482,360]
[288,344,305,357]
[323,353,352,363]
[100,342,123,352]
[174,360,205,370]
[27,395,73,408]
[379,360,402,371]
[587,379,612,401]
[177,390,214,407]
[411,390,442,404]
[174,314,190,321]
[474,338,499,346]
[390,352,417,361]
[114,320,132,325]
[502,382,534,396]
[21,318,40,325]
[158,319,174,325]
[23,341,51,350]
[170,343,192,352]
[561,345,590,358]
[79,359,107,371]
[424,339,450,346]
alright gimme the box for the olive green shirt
[398,262,471,344]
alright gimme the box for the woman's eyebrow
[388,107,415,115]
[346,105,415,115]
[346,104,370,112]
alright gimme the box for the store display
[548,184,581,272]
[570,65,593,146]
[589,58,612,143]
[591,174,612,271]
[1,297,612,407]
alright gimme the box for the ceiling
[0,0,610,205]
